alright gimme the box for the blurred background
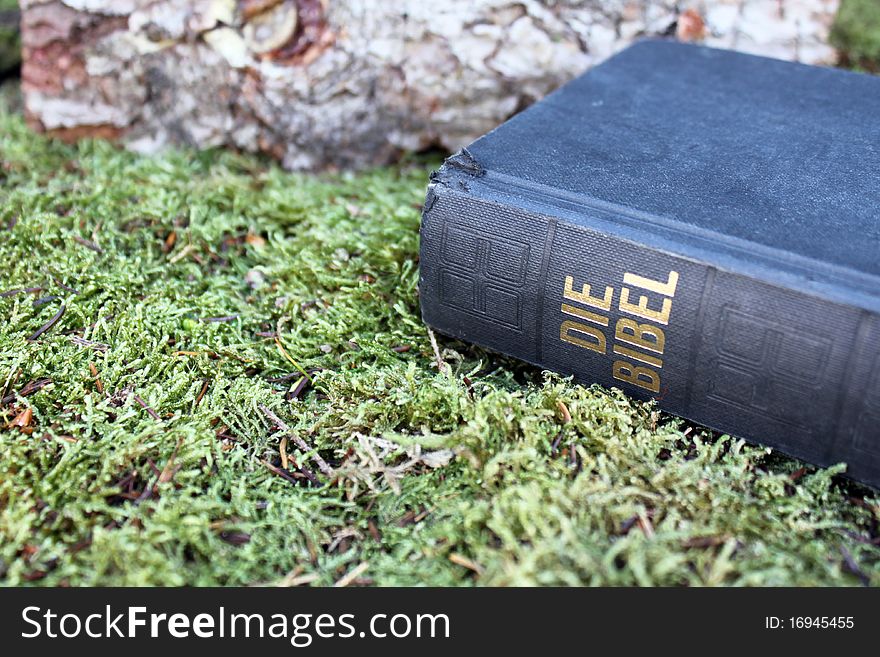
[2,1,878,171]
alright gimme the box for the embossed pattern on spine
[419,41,880,487]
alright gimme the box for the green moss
[832,0,880,70]
[0,92,878,587]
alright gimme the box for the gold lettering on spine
[615,318,665,354]
[561,303,609,327]
[619,290,673,325]
[612,344,663,368]
[613,360,660,393]
[563,275,613,311]
[561,320,606,354]
[623,271,679,297]
[619,271,679,326]
[558,268,679,397]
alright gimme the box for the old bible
[419,40,880,486]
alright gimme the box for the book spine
[420,179,880,486]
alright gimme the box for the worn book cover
[419,40,880,486]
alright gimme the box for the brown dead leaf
[9,407,33,429]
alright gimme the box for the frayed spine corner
[443,147,484,177]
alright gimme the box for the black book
[419,40,880,487]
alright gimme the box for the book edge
[431,155,880,316]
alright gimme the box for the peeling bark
[20,0,841,170]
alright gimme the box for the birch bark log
[20,0,841,170]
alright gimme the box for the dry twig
[334,562,369,588]
[133,394,161,421]
[427,327,450,375]
[27,305,66,341]
[259,405,334,477]
[449,553,484,575]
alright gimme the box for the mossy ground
[831,0,880,71]
[2,104,878,587]
[2,7,880,586]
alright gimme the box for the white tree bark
[20,0,841,170]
